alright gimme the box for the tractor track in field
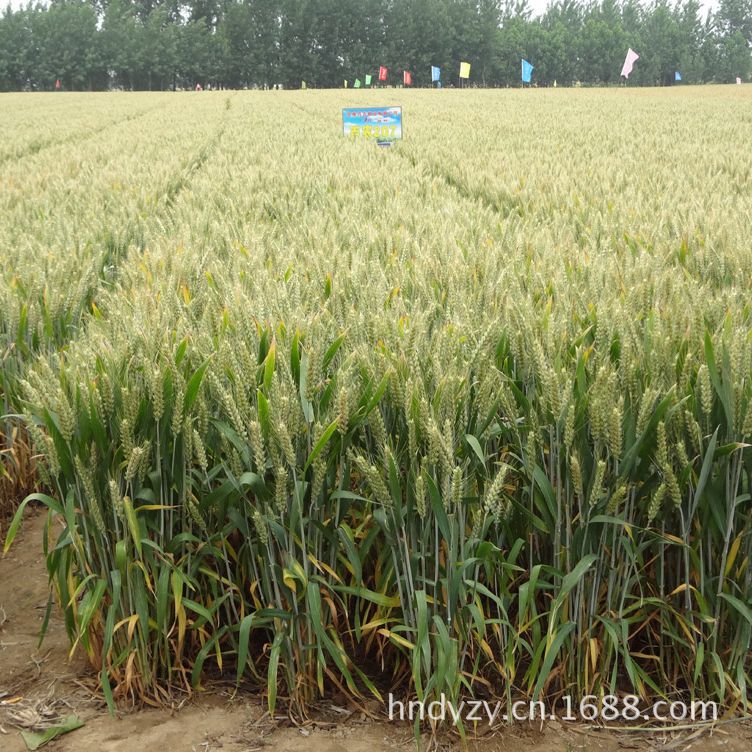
[96,100,229,283]
[0,103,227,506]
[288,99,526,223]
[396,146,527,222]
[10,105,227,354]
[0,103,168,169]
[0,97,187,354]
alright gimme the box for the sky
[5,0,721,19]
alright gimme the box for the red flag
[55,78,61,90]
[403,70,412,86]
[379,66,388,82]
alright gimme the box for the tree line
[0,0,750,91]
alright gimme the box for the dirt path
[2,509,751,752]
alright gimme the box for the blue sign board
[342,106,402,145]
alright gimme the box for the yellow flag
[459,61,471,79]
[344,79,348,88]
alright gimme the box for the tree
[101,0,140,89]
[0,0,749,90]
[31,1,105,90]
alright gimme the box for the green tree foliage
[0,0,749,90]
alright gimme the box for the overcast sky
[4,0,721,20]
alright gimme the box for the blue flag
[431,65,441,82]
[522,59,534,83]
[675,71,682,81]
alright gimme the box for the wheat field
[1,87,751,721]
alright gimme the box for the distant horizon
[4,0,721,18]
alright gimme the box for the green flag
[354,78,361,88]
[365,74,372,86]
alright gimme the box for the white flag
[621,48,640,78]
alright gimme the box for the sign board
[342,107,402,145]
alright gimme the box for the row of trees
[0,0,750,91]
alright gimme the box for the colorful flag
[459,61,471,79]
[737,76,742,84]
[354,78,361,88]
[621,48,639,78]
[431,65,441,82]
[379,66,388,81]
[365,74,372,86]
[403,70,412,86]
[521,59,534,83]
[675,71,681,82]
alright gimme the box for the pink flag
[621,48,639,78]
